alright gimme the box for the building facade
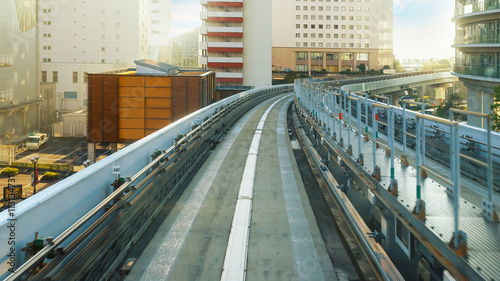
[200,0,272,88]
[148,0,172,62]
[38,0,156,112]
[272,0,393,73]
[0,0,41,145]
[172,27,201,68]
[452,0,500,128]
[87,60,215,145]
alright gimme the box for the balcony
[453,35,500,46]
[206,12,243,22]
[200,11,207,20]
[454,1,500,18]
[200,57,208,65]
[0,90,13,103]
[208,42,243,48]
[207,26,243,37]
[208,57,243,63]
[216,72,243,79]
[453,64,500,80]
[0,55,13,67]
[200,26,208,35]
[200,0,207,4]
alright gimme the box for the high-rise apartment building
[272,0,393,73]
[452,0,500,128]
[38,0,170,112]
[200,0,272,88]
[0,0,41,145]
[148,0,172,62]
[172,28,201,68]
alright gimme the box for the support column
[338,53,342,72]
[322,52,327,71]
[87,142,96,163]
[110,143,118,153]
[353,52,357,72]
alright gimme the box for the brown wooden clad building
[88,60,215,143]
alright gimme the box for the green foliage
[1,167,19,177]
[41,172,60,181]
[358,63,366,72]
[10,162,71,171]
[383,65,391,70]
[435,93,464,118]
[422,58,453,70]
[284,71,298,84]
[393,59,402,70]
[491,85,500,132]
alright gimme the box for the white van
[26,133,48,150]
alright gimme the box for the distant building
[272,0,393,73]
[0,0,41,145]
[172,28,201,69]
[452,0,500,128]
[200,0,272,88]
[38,0,171,112]
[148,0,172,62]
[87,59,215,147]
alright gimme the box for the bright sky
[171,0,456,60]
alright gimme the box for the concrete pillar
[338,53,342,72]
[87,142,96,163]
[322,52,326,71]
[467,88,483,128]
[110,143,118,153]
[434,87,446,105]
[307,52,311,72]
[353,52,357,72]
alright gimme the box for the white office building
[38,0,170,112]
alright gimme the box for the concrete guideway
[128,94,337,280]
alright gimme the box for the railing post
[357,98,363,165]
[348,94,352,155]
[371,102,379,180]
[414,115,424,218]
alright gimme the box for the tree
[358,63,366,72]
[383,65,391,70]
[393,59,402,70]
[284,71,298,84]
[491,85,500,132]
[435,93,463,118]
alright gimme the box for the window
[304,24,308,28]
[296,24,300,28]
[341,53,353,60]
[42,71,47,82]
[326,15,331,20]
[304,15,308,19]
[364,25,369,30]
[303,6,308,10]
[296,6,300,10]
[296,65,308,72]
[295,52,307,60]
[52,71,58,82]
[72,71,78,83]
[326,53,338,60]
[311,24,315,29]
[64,91,78,100]
[101,47,105,52]
[296,33,301,38]
[311,33,315,38]
[311,15,315,20]
[303,33,308,38]
[296,15,300,19]
[311,42,316,47]
[303,42,308,47]
[319,24,323,29]
[395,217,411,257]
[311,52,323,60]
[84,72,89,83]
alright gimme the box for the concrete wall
[243,0,272,87]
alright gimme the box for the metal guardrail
[2,85,293,280]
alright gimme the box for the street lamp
[83,159,91,168]
[30,155,39,195]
